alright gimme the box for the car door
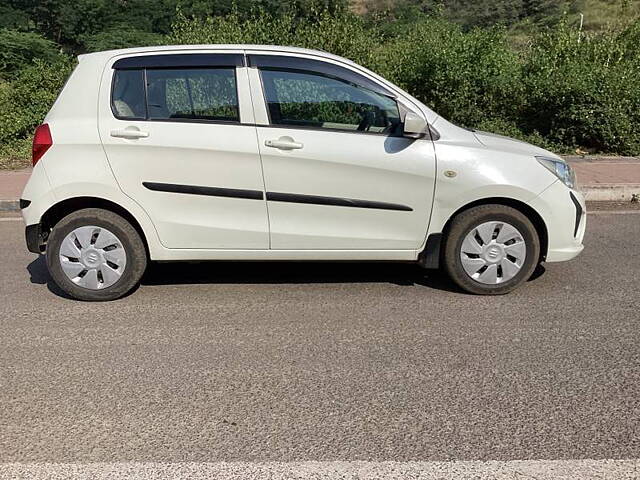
[98,52,269,250]
[247,53,436,250]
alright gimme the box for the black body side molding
[143,182,264,200]
[143,182,413,212]
[266,192,413,212]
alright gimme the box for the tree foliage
[0,29,59,77]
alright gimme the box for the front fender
[424,141,556,243]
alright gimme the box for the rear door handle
[265,138,303,150]
[110,129,149,139]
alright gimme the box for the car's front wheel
[443,204,540,295]
[46,208,147,301]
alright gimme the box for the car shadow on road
[141,261,460,291]
[26,256,75,299]
[26,255,463,298]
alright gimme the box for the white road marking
[588,210,640,215]
[0,460,638,479]
[0,217,22,222]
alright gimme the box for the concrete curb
[0,200,19,212]
[562,155,640,163]
[580,184,640,202]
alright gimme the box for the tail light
[32,124,53,166]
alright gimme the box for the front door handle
[265,137,303,150]
[110,128,149,139]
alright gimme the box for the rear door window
[146,68,238,121]
[111,66,239,122]
[112,69,146,120]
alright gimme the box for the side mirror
[403,112,428,139]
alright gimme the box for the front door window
[260,69,401,134]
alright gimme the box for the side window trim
[113,53,245,70]
[247,54,394,97]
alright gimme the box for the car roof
[78,44,355,67]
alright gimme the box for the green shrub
[374,20,524,128]
[170,8,377,65]
[0,57,74,168]
[521,21,640,154]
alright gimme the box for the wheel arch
[421,197,549,268]
[40,196,150,256]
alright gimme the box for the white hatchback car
[21,45,585,301]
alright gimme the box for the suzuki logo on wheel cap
[82,250,101,266]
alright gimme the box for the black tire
[442,204,540,295]
[46,208,147,301]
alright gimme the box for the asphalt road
[0,212,639,476]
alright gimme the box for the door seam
[243,52,272,249]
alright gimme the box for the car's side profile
[21,45,586,301]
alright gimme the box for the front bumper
[528,181,586,263]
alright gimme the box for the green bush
[0,57,74,168]
[373,20,524,128]
[521,21,640,154]
[169,8,377,65]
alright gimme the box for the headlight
[536,156,576,189]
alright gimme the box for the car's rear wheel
[443,204,540,295]
[46,208,147,301]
